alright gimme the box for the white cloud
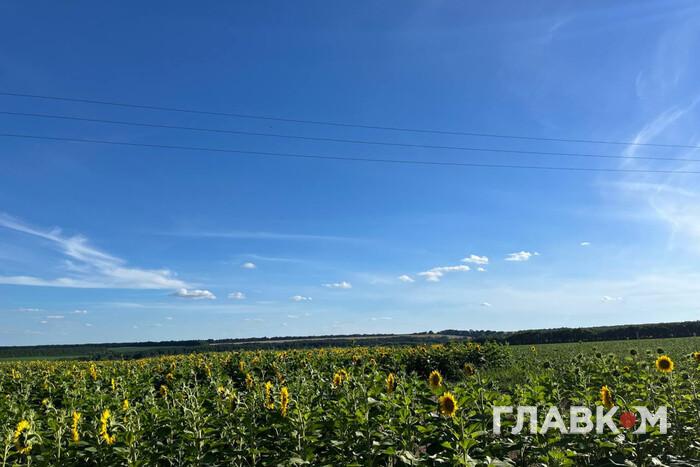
[173,288,216,300]
[46,315,64,319]
[85,323,93,327]
[601,295,623,302]
[480,302,492,307]
[418,265,470,282]
[40,320,47,324]
[371,316,393,321]
[72,309,88,314]
[398,274,415,283]
[580,242,591,247]
[228,291,246,300]
[0,214,188,289]
[462,254,489,265]
[287,314,300,319]
[477,267,486,272]
[323,281,352,289]
[166,316,173,320]
[290,295,312,302]
[18,307,42,312]
[241,262,257,269]
[505,251,539,262]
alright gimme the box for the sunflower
[122,399,130,411]
[13,420,31,455]
[438,392,458,417]
[71,411,81,443]
[655,355,674,373]
[238,360,246,373]
[245,372,254,389]
[280,386,290,417]
[386,373,396,394]
[428,370,443,390]
[332,372,344,388]
[264,381,275,409]
[600,385,614,409]
[692,352,700,363]
[463,363,476,376]
[99,409,116,445]
[159,384,169,398]
[89,364,98,381]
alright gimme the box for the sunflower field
[3,337,700,466]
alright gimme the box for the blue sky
[2,1,700,345]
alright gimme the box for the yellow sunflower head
[264,381,275,409]
[655,355,674,373]
[692,352,700,363]
[71,411,81,443]
[438,392,458,417]
[280,386,290,417]
[386,373,396,394]
[13,420,32,455]
[428,370,443,390]
[600,385,614,409]
[332,372,344,388]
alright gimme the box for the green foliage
[1,338,700,465]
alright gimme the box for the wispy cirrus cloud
[418,265,470,282]
[290,295,312,302]
[505,251,539,262]
[0,214,188,290]
[323,281,352,289]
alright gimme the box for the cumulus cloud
[290,295,312,302]
[0,214,188,289]
[505,251,539,262]
[398,274,415,283]
[323,281,352,289]
[228,291,246,300]
[580,242,591,247]
[418,265,470,282]
[173,288,216,300]
[241,262,257,269]
[480,302,492,307]
[477,267,486,272]
[462,254,489,265]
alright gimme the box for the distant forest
[1,319,700,361]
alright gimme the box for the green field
[2,337,700,465]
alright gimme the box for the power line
[2,131,700,174]
[1,110,699,164]
[1,90,698,150]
